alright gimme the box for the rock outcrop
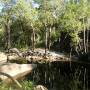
[0,63,37,81]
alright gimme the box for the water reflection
[28,61,89,90]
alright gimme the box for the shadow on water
[27,61,90,90]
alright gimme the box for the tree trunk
[32,29,35,53]
[45,27,48,57]
[4,22,11,62]
[83,18,86,53]
[86,30,89,53]
[48,26,51,50]
[7,24,11,52]
[86,18,89,53]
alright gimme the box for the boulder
[34,85,48,90]
[0,63,37,81]
[0,52,7,64]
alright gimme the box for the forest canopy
[0,0,90,55]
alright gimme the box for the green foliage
[0,80,34,90]
[10,58,27,64]
[0,82,12,90]
[51,30,60,42]
[70,32,80,46]
[0,28,5,49]
[0,0,90,53]
[59,0,90,49]
[21,80,34,90]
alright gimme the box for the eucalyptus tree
[76,0,90,53]
[0,0,39,52]
[48,0,65,50]
[39,1,53,55]
[38,0,53,55]
[0,0,16,51]
[86,6,90,52]
[14,0,39,52]
[38,0,64,56]
[60,1,83,54]
[60,0,90,55]
[83,0,90,53]
[79,0,88,53]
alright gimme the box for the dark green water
[27,61,90,90]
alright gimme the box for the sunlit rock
[0,52,7,63]
[0,63,37,81]
[34,85,48,90]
